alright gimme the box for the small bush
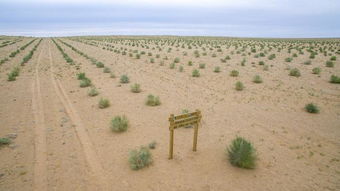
[96,62,104,68]
[285,57,293,62]
[289,68,301,77]
[103,67,111,73]
[192,69,200,77]
[188,61,193,66]
[235,81,244,91]
[230,70,239,77]
[326,61,334,67]
[110,72,116,78]
[214,66,221,73]
[169,63,175,69]
[330,56,336,61]
[179,66,184,72]
[148,141,157,149]
[110,115,128,132]
[98,98,110,109]
[129,146,152,170]
[80,78,92,87]
[77,72,86,80]
[330,75,340,83]
[88,87,99,97]
[174,57,180,63]
[131,83,141,93]
[120,75,130,83]
[0,138,11,145]
[7,72,16,81]
[303,60,311,65]
[253,75,263,83]
[305,103,319,113]
[312,67,321,74]
[227,137,256,169]
[146,94,161,106]
[199,63,205,69]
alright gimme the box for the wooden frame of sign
[168,110,202,159]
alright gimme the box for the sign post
[168,110,202,159]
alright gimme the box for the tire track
[32,41,48,191]
[47,40,109,190]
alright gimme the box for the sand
[0,36,339,191]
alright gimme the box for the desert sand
[0,36,339,191]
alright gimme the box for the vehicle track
[47,41,109,190]
[32,43,48,191]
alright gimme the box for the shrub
[235,81,244,91]
[326,61,334,67]
[192,69,200,77]
[169,63,175,69]
[214,66,221,73]
[199,63,205,69]
[11,67,20,77]
[230,70,239,77]
[303,60,311,65]
[148,141,157,149]
[330,75,340,83]
[77,72,86,80]
[7,72,16,81]
[131,83,141,93]
[0,138,11,145]
[289,68,301,77]
[110,115,128,132]
[330,56,336,61]
[120,75,130,83]
[179,66,184,72]
[312,67,321,74]
[305,103,319,113]
[129,146,152,170]
[268,54,276,60]
[88,87,99,96]
[174,57,180,63]
[253,75,263,83]
[258,61,264,65]
[146,94,161,106]
[103,67,111,73]
[188,61,193,66]
[285,57,293,62]
[80,78,91,87]
[227,137,256,169]
[96,62,104,68]
[98,98,110,109]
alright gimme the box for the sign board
[168,110,202,159]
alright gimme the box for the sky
[0,0,339,38]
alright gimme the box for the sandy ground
[0,37,339,191]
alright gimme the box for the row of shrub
[20,39,42,66]
[52,39,74,64]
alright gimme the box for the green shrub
[289,68,301,77]
[235,81,244,91]
[330,75,340,83]
[303,60,311,65]
[146,94,161,106]
[77,72,86,80]
[230,70,239,77]
[192,69,200,77]
[131,83,141,93]
[312,67,321,74]
[7,72,16,81]
[174,57,180,63]
[285,57,293,62]
[188,61,193,66]
[199,63,205,69]
[98,98,110,109]
[80,78,91,87]
[326,61,334,67]
[11,67,20,77]
[120,75,130,83]
[88,87,99,97]
[305,103,319,113]
[110,72,116,78]
[258,61,264,65]
[330,56,336,61]
[227,137,256,169]
[214,66,221,73]
[0,138,11,145]
[253,75,263,83]
[129,146,153,170]
[169,63,175,69]
[110,116,128,132]
[179,66,184,72]
[96,62,104,68]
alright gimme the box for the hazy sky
[1,0,339,37]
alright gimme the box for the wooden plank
[174,115,199,124]
[174,111,199,120]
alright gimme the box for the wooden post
[169,114,175,159]
[193,110,201,152]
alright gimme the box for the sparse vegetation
[110,115,129,132]
[230,70,239,77]
[235,81,244,91]
[129,146,153,170]
[253,75,263,83]
[131,83,141,93]
[98,98,110,108]
[146,94,161,106]
[289,68,301,77]
[330,75,340,83]
[120,75,130,83]
[305,103,319,113]
[192,69,200,77]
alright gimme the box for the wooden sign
[168,110,202,159]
